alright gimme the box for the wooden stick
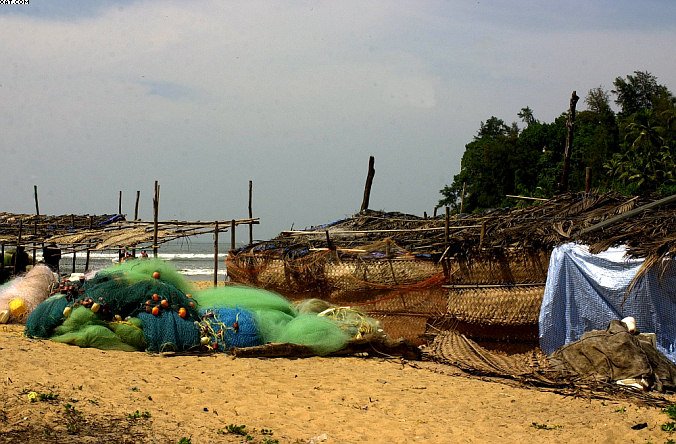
[505,195,549,202]
[118,190,122,215]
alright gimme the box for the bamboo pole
[579,193,676,236]
[213,221,219,287]
[281,225,481,236]
[118,191,122,215]
[505,195,549,202]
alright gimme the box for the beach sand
[1,283,674,443]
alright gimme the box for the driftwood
[229,337,422,360]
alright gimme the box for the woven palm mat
[447,285,544,326]
[423,330,675,407]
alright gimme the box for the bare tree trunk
[559,90,580,193]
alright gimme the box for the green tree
[612,71,671,117]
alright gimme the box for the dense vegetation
[438,71,676,213]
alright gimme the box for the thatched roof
[246,192,675,266]
[0,212,259,252]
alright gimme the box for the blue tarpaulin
[539,242,676,363]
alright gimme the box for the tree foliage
[439,71,675,212]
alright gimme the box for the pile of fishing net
[23,259,383,356]
[0,265,57,324]
[26,259,200,352]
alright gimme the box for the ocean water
[46,239,231,281]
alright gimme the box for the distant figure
[140,250,149,259]
[11,246,29,274]
[119,248,127,263]
[43,243,62,273]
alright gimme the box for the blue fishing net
[199,308,261,350]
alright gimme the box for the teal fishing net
[25,294,69,338]
[81,259,199,321]
[138,311,200,352]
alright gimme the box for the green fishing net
[193,285,297,316]
[50,306,139,351]
[275,314,350,355]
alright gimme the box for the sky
[1,0,675,241]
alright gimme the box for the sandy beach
[1,316,675,444]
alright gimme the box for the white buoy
[621,316,637,334]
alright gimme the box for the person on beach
[140,250,149,259]
[43,243,61,273]
[10,246,29,274]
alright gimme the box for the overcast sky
[1,0,674,241]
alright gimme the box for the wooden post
[479,221,486,249]
[0,243,4,273]
[34,185,40,216]
[134,191,140,220]
[559,90,580,193]
[213,221,219,287]
[460,181,466,214]
[585,167,592,194]
[153,181,159,258]
[85,216,92,271]
[118,191,122,215]
[443,207,450,280]
[444,207,450,247]
[360,156,376,212]
[14,220,22,275]
[230,219,236,251]
[33,185,40,265]
[248,180,253,245]
[132,191,140,257]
